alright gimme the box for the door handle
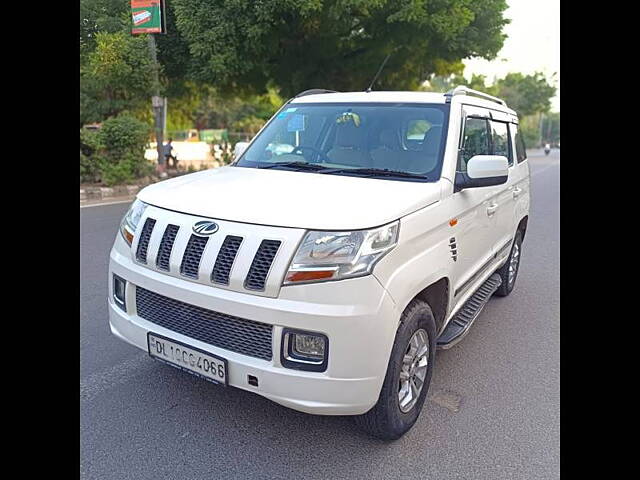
[513,187,522,199]
[486,203,498,216]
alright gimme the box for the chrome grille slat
[156,224,180,271]
[135,218,156,264]
[211,235,243,285]
[244,240,281,291]
[131,206,302,298]
[136,287,273,360]
[180,234,209,278]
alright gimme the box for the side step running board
[437,273,502,349]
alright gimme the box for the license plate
[147,333,227,386]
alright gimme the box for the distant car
[109,86,530,440]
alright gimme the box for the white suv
[108,87,530,439]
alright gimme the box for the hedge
[80,114,153,185]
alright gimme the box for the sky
[463,0,560,111]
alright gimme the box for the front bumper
[108,233,399,415]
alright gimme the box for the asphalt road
[80,150,560,479]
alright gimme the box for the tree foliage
[162,83,283,132]
[81,31,158,125]
[495,72,556,116]
[423,73,499,96]
[80,0,511,124]
[424,70,556,117]
[80,0,129,58]
[170,0,509,97]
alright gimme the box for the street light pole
[147,33,165,175]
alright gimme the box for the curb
[81,184,142,202]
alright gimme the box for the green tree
[423,72,499,96]
[81,31,158,125]
[80,0,129,59]
[542,111,560,144]
[171,0,509,97]
[425,70,556,118]
[495,72,556,116]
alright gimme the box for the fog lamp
[294,334,326,360]
[113,274,126,311]
[281,329,329,372]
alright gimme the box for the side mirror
[455,155,508,191]
[234,141,250,158]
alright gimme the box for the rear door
[487,114,517,257]
[506,122,531,242]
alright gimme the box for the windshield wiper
[256,161,328,172]
[320,167,429,180]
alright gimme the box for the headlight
[284,220,399,285]
[120,199,147,246]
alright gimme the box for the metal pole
[538,112,544,147]
[147,33,165,174]
[163,97,168,139]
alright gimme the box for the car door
[506,121,531,245]
[487,115,517,258]
[448,105,500,302]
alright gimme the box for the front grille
[211,235,243,285]
[180,234,209,278]
[244,240,281,291]
[136,287,273,360]
[156,224,180,271]
[135,218,156,263]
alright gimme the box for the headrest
[422,126,443,155]
[379,129,398,150]
[334,121,365,148]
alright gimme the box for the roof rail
[294,89,338,98]
[445,86,506,106]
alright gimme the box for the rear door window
[511,124,528,163]
[490,120,513,166]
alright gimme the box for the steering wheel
[291,145,330,163]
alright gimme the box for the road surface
[80,150,560,479]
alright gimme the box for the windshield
[234,103,450,182]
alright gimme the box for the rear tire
[354,299,436,440]
[494,230,523,297]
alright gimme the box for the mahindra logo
[192,220,219,236]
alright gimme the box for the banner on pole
[131,1,166,35]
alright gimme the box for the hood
[137,166,442,230]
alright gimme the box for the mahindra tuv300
[108,87,530,439]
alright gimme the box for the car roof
[289,90,517,117]
[290,91,447,105]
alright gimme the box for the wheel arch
[517,215,529,241]
[413,277,450,335]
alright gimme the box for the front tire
[354,299,436,440]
